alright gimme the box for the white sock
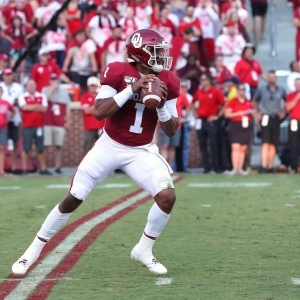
[37,204,71,241]
[22,236,47,261]
[138,203,170,251]
[144,203,170,238]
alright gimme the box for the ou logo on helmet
[132,33,142,48]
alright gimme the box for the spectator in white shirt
[225,0,249,33]
[0,68,23,174]
[226,11,250,42]
[42,15,67,68]
[287,61,300,92]
[34,0,61,30]
[131,0,153,29]
[215,21,246,73]
[194,0,220,62]
[101,26,126,68]
[118,6,139,40]
[62,29,97,92]
[151,5,176,45]
[87,3,116,48]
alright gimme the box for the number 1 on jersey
[130,103,145,134]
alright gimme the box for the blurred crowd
[0,0,299,176]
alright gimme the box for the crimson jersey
[100,62,180,146]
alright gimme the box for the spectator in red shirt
[65,0,82,38]
[289,0,300,8]
[18,79,51,175]
[151,5,176,44]
[187,73,225,173]
[1,0,34,27]
[219,0,231,22]
[209,55,232,88]
[0,86,15,176]
[2,14,37,83]
[1,0,17,27]
[293,7,300,61]
[31,48,72,92]
[170,27,193,73]
[15,0,34,26]
[234,43,267,98]
[42,73,71,174]
[225,83,254,175]
[179,5,203,62]
[175,79,195,172]
[285,78,300,173]
[159,88,190,169]
[177,53,205,95]
[80,76,105,155]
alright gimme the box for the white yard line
[0,186,21,190]
[5,191,149,300]
[45,184,70,189]
[45,183,132,189]
[202,204,211,207]
[98,183,132,188]
[285,204,295,207]
[291,278,300,284]
[155,277,173,285]
[188,182,272,188]
[35,205,45,209]
[0,277,79,282]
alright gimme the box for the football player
[12,29,180,276]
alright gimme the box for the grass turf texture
[1,174,300,299]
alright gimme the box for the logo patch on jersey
[124,76,137,84]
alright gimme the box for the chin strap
[130,54,162,73]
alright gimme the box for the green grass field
[1,174,300,299]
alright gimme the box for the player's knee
[59,192,83,213]
[155,189,176,213]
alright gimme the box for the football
[276,164,287,173]
[140,77,162,109]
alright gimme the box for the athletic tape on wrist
[113,86,133,107]
[156,105,171,122]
